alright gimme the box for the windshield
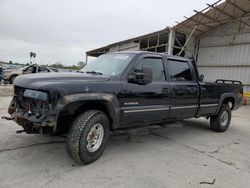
[81,53,135,76]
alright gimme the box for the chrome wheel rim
[220,111,229,127]
[86,123,104,152]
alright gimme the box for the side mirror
[199,74,204,82]
[128,66,153,85]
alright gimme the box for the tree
[77,61,85,68]
[50,62,65,69]
[9,61,13,64]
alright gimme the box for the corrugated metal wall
[197,19,250,92]
[185,35,197,58]
[198,66,249,83]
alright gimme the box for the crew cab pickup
[5,51,243,164]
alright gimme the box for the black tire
[210,104,231,132]
[66,110,110,164]
[10,75,17,84]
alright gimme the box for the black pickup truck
[5,51,243,164]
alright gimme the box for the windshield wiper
[86,71,103,75]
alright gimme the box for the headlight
[23,89,48,101]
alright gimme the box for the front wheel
[210,104,231,132]
[66,110,110,164]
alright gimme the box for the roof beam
[180,14,250,27]
[207,3,234,18]
[184,16,215,29]
[193,10,223,23]
[195,7,250,32]
[209,2,250,29]
[186,19,233,26]
[175,21,205,33]
[226,0,247,14]
[239,18,250,28]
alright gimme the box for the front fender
[58,93,120,129]
[62,93,119,107]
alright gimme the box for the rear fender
[215,93,236,115]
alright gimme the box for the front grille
[14,86,49,114]
[21,97,49,113]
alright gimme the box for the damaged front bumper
[6,96,59,134]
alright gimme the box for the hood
[14,72,110,94]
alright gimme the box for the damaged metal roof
[86,27,170,57]
[174,0,250,36]
[86,0,250,57]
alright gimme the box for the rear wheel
[66,110,110,164]
[210,104,231,132]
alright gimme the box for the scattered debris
[210,148,219,153]
[218,159,235,166]
[200,178,216,185]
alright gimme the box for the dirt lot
[0,97,250,188]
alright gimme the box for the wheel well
[56,100,114,133]
[10,74,18,78]
[222,97,235,110]
[10,74,18,81]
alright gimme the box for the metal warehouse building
[86,0,250,93]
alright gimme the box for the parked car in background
[2,64,23,71]
[3,64,57,84]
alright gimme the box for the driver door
[121,55,170,126]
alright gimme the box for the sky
[0,0,216,66]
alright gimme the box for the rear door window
[168,60,193,81]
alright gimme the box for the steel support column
[85,54,88,65]
[168,29,175,55]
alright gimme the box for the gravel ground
[0,97,250,188]
[0,85,13,97]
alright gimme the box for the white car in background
[3,64,58,84]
